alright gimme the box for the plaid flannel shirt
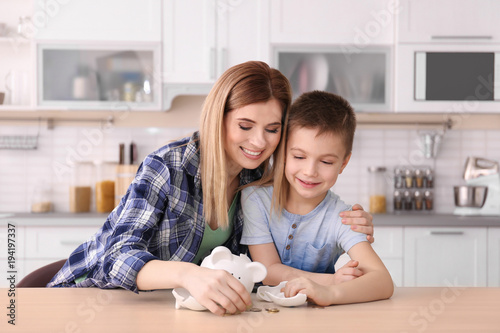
[47,132,262,292]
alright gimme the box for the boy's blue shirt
[240,185,367,273]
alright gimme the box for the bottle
[393,190,403,212]
[424,168,434,188]
[414,169,424,188]
[403,190,413,211]
[394,168,404,189]
[414,190,423,211]
[368,166,387,214]
[424,190,434,211]
[404,168,414,188]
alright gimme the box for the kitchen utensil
[419,130,442,159]
[454,157,500,216]
[453,185,488,208]
[463,157,499,180]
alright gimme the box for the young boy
[240,91,393,306]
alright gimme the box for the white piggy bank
[172,246,267,311]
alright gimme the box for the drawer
[25,227,97,259]
[371,227,403,258]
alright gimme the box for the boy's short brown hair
[287,90,356,157]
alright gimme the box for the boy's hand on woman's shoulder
[332,260,363,285]
[340,204,375,243]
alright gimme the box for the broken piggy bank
[172,246,267,311]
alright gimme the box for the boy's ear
[339,152,352,174]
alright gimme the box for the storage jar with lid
[368,166,387,214]
[95,161,116,213]
[69,162,93,213]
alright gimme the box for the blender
[453,157,500,216]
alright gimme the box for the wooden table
[2,287,499,332]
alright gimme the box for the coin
[265,307,280,313]
[247,307,262,312]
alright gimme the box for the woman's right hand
[182,266,252,316]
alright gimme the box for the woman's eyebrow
[237,118,281,126]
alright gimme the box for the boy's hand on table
[332,260,363,284]
[340,204,375,243]
[283,277,332,307]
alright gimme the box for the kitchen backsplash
[1,124,499,214]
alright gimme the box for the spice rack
[393,166,434,213]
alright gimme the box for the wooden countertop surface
[2,287,499,332]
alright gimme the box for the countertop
[1,212,499,227]
[2,287,499,332]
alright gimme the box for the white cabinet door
[162,0,216,84]
[404,227,488,287]
[24,226,96,259]
[217,0,271,75]
[271,0,396,45]
[488,227,500,287]
[34,0,162,41]
[398,0,500,43]
[371,227,403,286]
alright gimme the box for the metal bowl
[454,186,488,208]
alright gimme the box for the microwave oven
[396,44,500,113]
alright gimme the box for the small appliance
[453,157,500,216]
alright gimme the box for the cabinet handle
[431,35,493,40]
[430,231,464,236]
[209,47,216,80]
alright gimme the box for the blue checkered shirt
[47,132,262,292]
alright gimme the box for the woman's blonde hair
[199,61,291,228]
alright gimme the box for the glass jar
[424,190,434,211]
[368,166,387,214]
[414,169,424,188]
[394,168,404,189]
[403,190,413,211]
[393,190,403,212]
[69,162,93,213]
[424,168,434,188]
[414,190,423,211]
[31,181,53,213]
[404,168,414,188]
[95,161,116,213]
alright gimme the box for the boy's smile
[285,127,351,214]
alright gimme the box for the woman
[48,61,374,316]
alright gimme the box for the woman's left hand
[340,204,374,243]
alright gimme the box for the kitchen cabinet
[33,0,161,42]
[488,227,500,287]
[0,0,34,110]
[270,0,396,45]
[36,42,162,110]
[275,47,392,111]
[22,226,96,281]
[371,227,403,286]
[162,0,270,109]
[404,227,488,287]
[398,0,500,43]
